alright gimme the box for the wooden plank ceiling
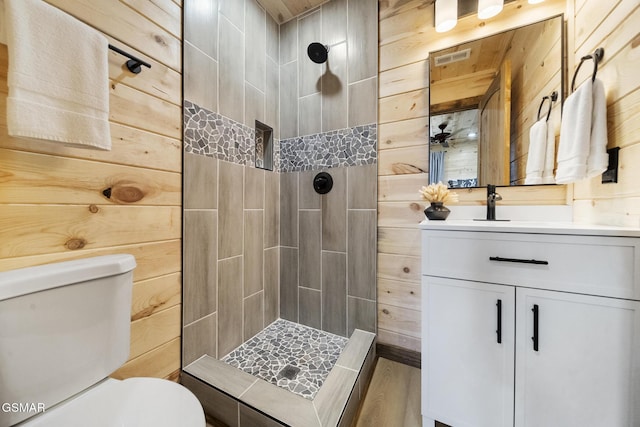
[257,0,327,23]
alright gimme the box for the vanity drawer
[422,230,640,300]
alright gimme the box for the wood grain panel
[0,240,181,282]
[376,328,421,353]
[378,201,426,228]
[0,148,180,205]
[44,0,181,71]
[379,60,429,98]
[379,174,429,202]
[0,205,180,258]
[378,302,420,338]
[378,278,421,311]
[131,272,181,321]
[129,304,181,359]
[378,117,429,150]
[109,82,182,138]
[121,0,181,39]
[379,89,429,124]
[378,146,429,176]
[377,227,422,257]
[112,337,181,380]
[0,123,181,172]
[377,253,421,283]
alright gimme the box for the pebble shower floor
[222,319,349,400]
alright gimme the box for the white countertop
[420,219,640,237]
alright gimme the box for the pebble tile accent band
[222,319,349,400]
[279,124,377,172]
[184,100,376,172]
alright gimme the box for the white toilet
[0,254,205,427]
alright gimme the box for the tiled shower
[182,0,378,424]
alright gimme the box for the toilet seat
[21,377,205,427]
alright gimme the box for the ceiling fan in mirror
[430,123,452,147]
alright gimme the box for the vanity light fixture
[478,0,504,19]
[435,0,457,33]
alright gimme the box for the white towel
[587,78,608,177]
[555,78,608,183]
[4,0,111,150]
[541,116,556,184]
[524,119,547,185]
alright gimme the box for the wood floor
[354,357,422,427]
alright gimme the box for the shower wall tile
[321,0,347,47]
[280,61,298,139]
[299,93,321,136]
[244,291,264,340]
[244,210,264,296]
[240,403,283,427]
[219,17,245,124]
[183,210,217,325]
[266,14,279,62]
[347,210,376,300]
[347,297,376,336]
[184,42,218,113]
[348,163,377,209]
[299,170,321,209]
[244,166,265,209]
[298,11,322,98]
[279,172,298,247]
[184,153,217,209]
[218,256,244,357]
[244,83,265,128]
[183,313,217,365]
[322,167,346,252]
[321,41,347,132]
[348,77,377,127]
[280,247,299,322]
[322,251,347,336]
[184,0,218,60]
[245,0,266,92]
[219,160,244,259]
[219,0,244,31]
[181,374,239,427]
[299,210,321,290]
[347,0,378,83]
[264,171,280,248]
[280,18,297,65]
[299,287,321,330]
[266,58,280,139]
[264,247,279,324]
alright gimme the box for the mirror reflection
[428,15,564,187]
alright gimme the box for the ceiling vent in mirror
[434,48,471,67]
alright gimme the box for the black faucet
[486,184,502,220]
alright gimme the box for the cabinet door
[423,276,515,427]
[515,288,640,426]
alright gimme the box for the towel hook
[108,44,151,74]
[537,91,558,122]
[571,47,604,92]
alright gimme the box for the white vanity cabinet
[420,223,640,427]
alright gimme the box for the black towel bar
[570,47,604,92]
[537,91,558,122]
[108,44,151,74]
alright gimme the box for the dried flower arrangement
[419,182,459,204]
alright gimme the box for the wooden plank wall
[377,0,567,352]
[571,0,640,227]
[0,0,182,380]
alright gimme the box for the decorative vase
[424,202,450,220]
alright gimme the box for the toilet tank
[0,254,136,426]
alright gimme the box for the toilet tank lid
[0,254,136,301]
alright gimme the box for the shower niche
[255,120,273,171]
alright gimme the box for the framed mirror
[428,15,564,188]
